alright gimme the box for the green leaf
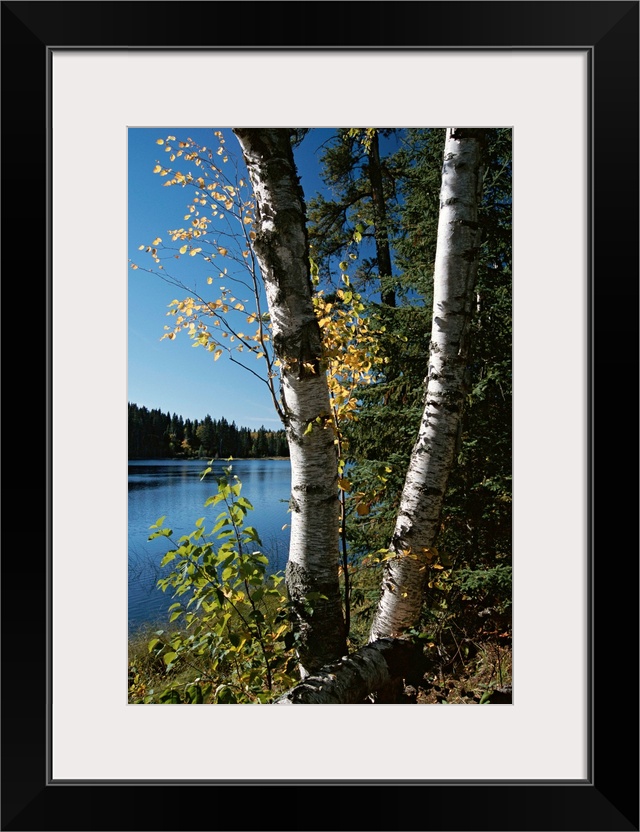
[163,651,177,666]
[217,530,235,540]
[215,685,237,704]
[211,517,229,534]
[185,684,204,704]
[160,551,177,567]
[242,527,262,544]
[204,494,224,507]
[158,689,182,704]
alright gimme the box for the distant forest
[128,403,289,460]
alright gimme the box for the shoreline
[128,455,290,462]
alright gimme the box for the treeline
[128,403,289,460]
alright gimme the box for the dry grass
[413,639,512,704]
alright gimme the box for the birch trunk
[369,128,485,641]
[233,129,347,676]
[275,638,423,704]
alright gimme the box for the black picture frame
[2,2,638,830]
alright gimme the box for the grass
[415,639,512,703]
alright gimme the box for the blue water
[128,458,292,632]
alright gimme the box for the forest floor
[410,639,512,704]
[130,614,513,705]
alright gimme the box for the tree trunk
[368,130,396,308]
[274,638,425,704]
[233,129,347,676]
[369,128,486,641]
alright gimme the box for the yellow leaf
[213,349,223,361]
[152,237,162,246]
[138,245,144,250]
[207,277,213,284]
[152,164,162,173]
[356,502,370,516]
[179,245,188,254]
[156,139,164,145]
[338,478,352,492]
[218,247,227,256]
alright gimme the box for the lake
[128,458,292,633]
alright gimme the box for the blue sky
[128,127,350,430]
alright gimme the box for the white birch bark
[369,128,485,641]
[274,638,421,704]
[233,129,346,675]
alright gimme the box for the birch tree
[369,128,486,642]
[273,127,489,703]
[232,129,347,676]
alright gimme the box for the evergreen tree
[252,427,270,458]
[306,128,400,305]
[127,406,289,460]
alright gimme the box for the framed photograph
[4,1,637,829]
